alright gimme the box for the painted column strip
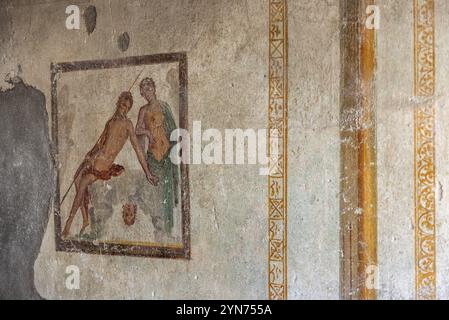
[268,0,288,300]
[340,0,377,300]
[358,0,378,300]
[413,0,436,301]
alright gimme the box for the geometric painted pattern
[268,0,288,300]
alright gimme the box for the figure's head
[116,91,133,116]
[139,77,156,102]
[122,203,137,226]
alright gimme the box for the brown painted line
[179,55,191,260]
[358,0,377,300]
[339,0,377,300]
[5,0,91,8]
[100,239,184,249]
[339,0,359,299]
[50,64,63,249]
[54,52,187,73]
[56,239,188,260]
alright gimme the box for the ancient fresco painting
[52,53,190,259]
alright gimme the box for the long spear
[59,67,146,206]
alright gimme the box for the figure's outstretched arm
[128,121,158,186]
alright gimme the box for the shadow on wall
[0,77,54,299]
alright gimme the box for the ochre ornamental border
[268,0,288,300]
[413,0,436,300]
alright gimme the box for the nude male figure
[62,91,158,238]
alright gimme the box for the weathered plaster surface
[288,0,340,300]
[2,0,449,300]
[376,0,414,300]
[1,0,268,299]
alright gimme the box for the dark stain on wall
[118,32,130,52]
[0,79,54,299]
[83,5,97,35]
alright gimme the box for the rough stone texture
[0,81,54,299]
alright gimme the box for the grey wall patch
[118,32,130,52]
[83,5,97,35]
[0,80,54,299]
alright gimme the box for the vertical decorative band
[340,0,377,300]
[268,0,288,300]
[358,0,378,300]
[414,0,436,300]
